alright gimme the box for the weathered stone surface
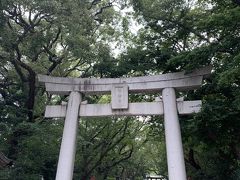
[162,88,187,180]
[44,100,201,118]
[55,92,81,180]
[38,66,212,95]
[111,84,129,110]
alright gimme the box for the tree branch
[88,0,102,10]
[13,45,36,121]
[83,120,130,178]
[48,27,61,49]
[94,1,113,17]
[186,149,201,170]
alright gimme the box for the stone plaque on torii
[38,66,211,180]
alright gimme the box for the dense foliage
[0,0,240,179]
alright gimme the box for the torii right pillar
[162,87,187,180]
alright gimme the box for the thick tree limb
[12,45,36,122]
[10,59,27,83]
[94,2,113,17]
[88,0,102,10]
[187,149,201,170]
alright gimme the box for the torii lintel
[38,66,211,95]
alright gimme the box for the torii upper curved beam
[38,66,211,95]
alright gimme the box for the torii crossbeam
[38,66,211,180]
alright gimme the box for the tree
[2,0,240,179]
[122,0,240,179]
[75,117,144,179]
[0,0,142,179]
[1,1,166,179]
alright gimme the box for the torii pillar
[38,66,211,180]
[55,91,81,180]
[162,88,186,180]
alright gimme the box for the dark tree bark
[188,149,201,170]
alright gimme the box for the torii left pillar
[55,91,82,180]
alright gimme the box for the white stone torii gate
[38,66,211,180]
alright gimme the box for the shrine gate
[38,66,211,180]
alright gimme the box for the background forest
[0,0,240,179]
